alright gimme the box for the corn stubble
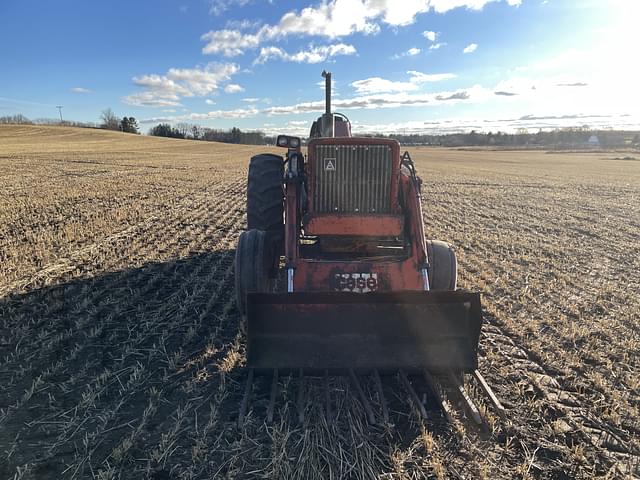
[0,125,638,479]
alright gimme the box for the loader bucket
[246,291,482,374]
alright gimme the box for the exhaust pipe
[321,70,334,137]
[323,70,331,115]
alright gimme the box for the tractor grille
[312,144,393,213]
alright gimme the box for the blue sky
[1,0,638,135]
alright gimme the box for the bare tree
[175,123,191,139]
[191,124,202,140]
[100,108,120,130]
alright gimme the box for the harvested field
[1,125,638,479]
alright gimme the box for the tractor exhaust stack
[323,70,331,115]
[320,70,334,137]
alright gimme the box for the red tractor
[235,72,482,381]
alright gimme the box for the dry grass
[0,125,638,479]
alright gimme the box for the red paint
[284,138,428,293]
[304,214,403,236]
[294,258,424,292]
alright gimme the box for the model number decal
[334,273,378,293]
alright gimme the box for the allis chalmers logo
[324,158,336,171]
[333,273,378,293]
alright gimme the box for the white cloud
[205,99,216,105]
[166,63,239,95]
[122,92,183,107]
[224,84,245,93]
[122,63,240,107]
[209,0,250,15]
[351,77,419,94]
[201,0,519,56]
[351,70,456,93]
[140,107,260,124]
[190,107,258,119]
[422,30,437,42]
[392,47,421,59]
[242,97,261,103]
[428,0,500,13]
[254,43,356,64]
[276,1,379,36]
[265,85,486,114]
[70,87,92,94]
[429,42,447,50]
[407,70,457,82]
[201,28,269,56]
[490,74,595,99]
[463,43,478,54]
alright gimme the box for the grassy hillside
[0,124,277,166]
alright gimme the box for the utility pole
[56,106,64,123]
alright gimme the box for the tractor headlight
[276,135,301,149]
[277,135,289,147]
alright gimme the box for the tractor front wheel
[235,229,270,315]
[426,240,457,291]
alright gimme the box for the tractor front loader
[234,71,504,426]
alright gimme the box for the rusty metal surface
[237,367,505,427]
[473,369,506,419]
[423,370,454,423]
[399,370,428,419]
[293,257,423,292]
[246,291,482,373]
[449,371,483,425]
[303,213,404,237]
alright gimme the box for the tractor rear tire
[247,153,284,244]
[426,240,457,291]
[235,229,270,315]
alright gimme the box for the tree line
[0,109,139,134]
[148,123,274,145]
[380,128,640,149]
[2,112,639,148]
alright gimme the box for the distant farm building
[588,135,600,146]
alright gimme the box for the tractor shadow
[0,250,471,479]
[0,250,245,478]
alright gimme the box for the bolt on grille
[313,144,393,213]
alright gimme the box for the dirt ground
[1,125,638,479]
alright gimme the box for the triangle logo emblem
[324,158,336,171]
